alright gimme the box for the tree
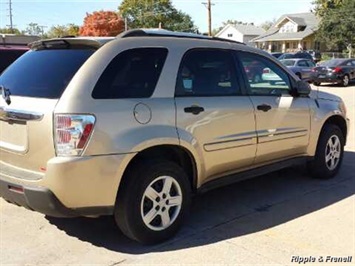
[46,24,80,38]
[118,0,197,32]
[79,10,125,36]
[314,0,355,55]
[0,27,21,34]
[312,0,344,16]
[212,20,254,36]
[260,19,277,31]
[24,23,44,36]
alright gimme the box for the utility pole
[8,0,14,33]
[202,0,214,36]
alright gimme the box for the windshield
[0,49,94,99]
[281,59,296,66]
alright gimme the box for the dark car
[278,52,314,62]
[0,45,29,73]
[313,58,355,87]
[270,52,283,58]
[280,58,316,82]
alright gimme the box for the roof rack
[117,29,245,45]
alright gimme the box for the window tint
[0,49,93,98]
[176,49,240,97]
[239,52,291,96]
[92,48,168,99]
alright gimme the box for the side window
[238,52,291,96]
[297,60,307,67]
[175,49,240,97]
[306,60,315,67]
[92,48,168,99]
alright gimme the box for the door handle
[257,104,272,112]
[184,106,205,115]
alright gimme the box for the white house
[215,24,265,46]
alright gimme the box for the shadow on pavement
[47,151,355,254]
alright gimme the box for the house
[215,24,265,46]
[252,12,325,53]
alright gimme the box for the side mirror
[294,80,311,96]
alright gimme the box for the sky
[0,0,314,33]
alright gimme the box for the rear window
[92,48,168,99]
[281,59,296,66]
[320,59,344,67]
[0,49,94,99]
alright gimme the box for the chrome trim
[0,107,44,122]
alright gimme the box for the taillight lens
[54,114,95,156]
[333,67,342,73]
[311,68,317,72]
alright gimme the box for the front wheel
[114,161,191,244]
[308,124,345,179]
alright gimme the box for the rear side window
[175,49,240,97]
[0,49,94,99]
[92,48,168,99]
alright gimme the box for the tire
[313,81,321,86]
[114,160,191,244]
[296,73,302,80]
[308,124,345,179]
[341,74,349,87]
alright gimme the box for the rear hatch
[0,39,99,177]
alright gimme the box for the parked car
[0,45,29,73]
[278,51,314,62]
[0,29,349,244]
[307,50,322,63]
[313,58,355,87]
[280,58,316,82]
[270,52,283,58]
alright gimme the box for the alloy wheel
[140,176,183,231]
[325,135,341,171]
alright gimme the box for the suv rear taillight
[54,114,95,156]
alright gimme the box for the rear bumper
[0,178,113,217]
[0,153,135,217]
[314,73,342,83]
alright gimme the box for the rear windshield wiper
[0,85,11,105]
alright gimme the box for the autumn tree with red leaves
[79,11,125,36]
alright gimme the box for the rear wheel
[308,124,344,179]
[115,160,191,244]
[341,74,349,87]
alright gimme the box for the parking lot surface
[1,83,354,265]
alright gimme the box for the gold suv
[0,30,349,244]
